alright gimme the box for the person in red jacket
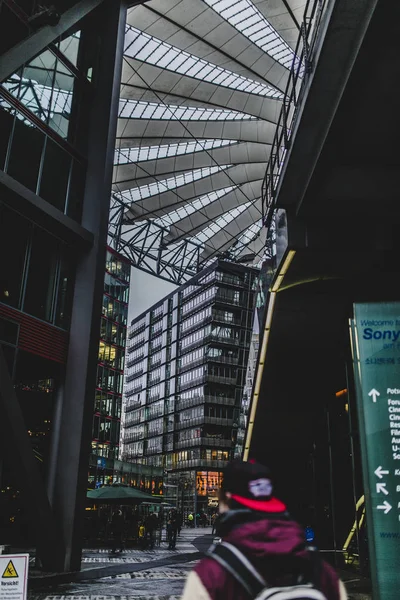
[181,460,347,600]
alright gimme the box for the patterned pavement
[28,529,211,600]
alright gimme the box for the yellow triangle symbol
[2,560,18,578]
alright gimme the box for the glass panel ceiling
[193,201,252,244]
[116,164,231,203]
[115,139,237,164]
[155,186,237,228]
[230,219,263,257]
[118,98,256,121]
[204,0,298,71]
[124,26,283,99]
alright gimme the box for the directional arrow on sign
[377,501,392,514]
[375,466,389,479]
[376,482,389,495]
[368,388,380,403]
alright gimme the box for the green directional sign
[351,303,400,600]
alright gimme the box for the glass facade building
[120,260,258,515]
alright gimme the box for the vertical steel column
[49,0,127,572]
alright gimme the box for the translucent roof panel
[155,186,237,227]
[115,139,237,164]
[230,219,263,256]
[124,26,283,99]
[193,201,252,245]
[116,165,232,203]
[204,0,298,71]
[118,99,256,121]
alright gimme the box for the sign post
[351,303,400,600]
[0,554,29,600]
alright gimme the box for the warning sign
[0,555,28,600]
[1,562,18,578]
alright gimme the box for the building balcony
[181,295,215,318]
[175,437,232,450]
[129,322,146,338]
[178,357,205,374]
[209,334,240,346]
[126,354,145,369]
[125,384,143,398]
[171,458,230,470]
[176,416,234,430]
[215,294,241,307]
[180,315,212,337]
[178,375,207,392]
[126,369,144,382]
[123,431,145,443]
[207,375,237,385]
[124,412,143,426]
[207,355,239,366]
[128,337,146,352]
[147,392,161,403]
[176,395,236,410]
[150,358,162,369]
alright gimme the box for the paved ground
[27,528,372,600]
[28,529,211,600]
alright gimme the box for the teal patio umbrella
[87,483,162,504]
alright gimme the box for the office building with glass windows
[120,260,258,514]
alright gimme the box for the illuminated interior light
[270,249,296,292]
[243,290,276,461]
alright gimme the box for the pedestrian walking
[145,511,158,549]
[188,512,194,528]
[167,509,178,549]
[181,459,347,600]
[110,509,125,554]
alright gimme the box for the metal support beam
[0,171,93,249]
[49,0,127,572]
[0,0,105,83]
[0,347,64,570]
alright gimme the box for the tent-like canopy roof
[109,0,305,283]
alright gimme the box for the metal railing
[262,0,329,230]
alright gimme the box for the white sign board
[0,555,29,600]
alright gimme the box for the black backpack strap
[207,542,266,598]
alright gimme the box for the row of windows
[104,272,129,304]
[181,286,216,315]
[102,295,128,326]
[180,386,204,401]
[0,101,85,222]
[208,365,238,379]
[147,436,163,454]
[216,288,241,304]
[177,405,233,421]
[150,351,162,367]
[181,306,211,333]
[97,366,123,395]
[98,342,124,371]
[180,347,204,369]
[124,441,144,456]
[180,325,210,351]
[0,202,74,328]
[213,309,236,323]
[100,318,126,348]
[208,347,238,360]
[128,346,145,363]
[148,367,161,384]
[151,321,163,336]
[148,417,163,437]
[94,391,121,419]
[125,375,145,396]
[92,416,120,444]
[179,366,204,387]
[105,251,130,283]
[171,449,230,463]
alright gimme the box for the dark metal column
[49,0,127,572]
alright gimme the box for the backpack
[207,541,328,600]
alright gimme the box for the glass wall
[0,199,75,328]
[0,30,89,222]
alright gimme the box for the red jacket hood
[223,513,308,560]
